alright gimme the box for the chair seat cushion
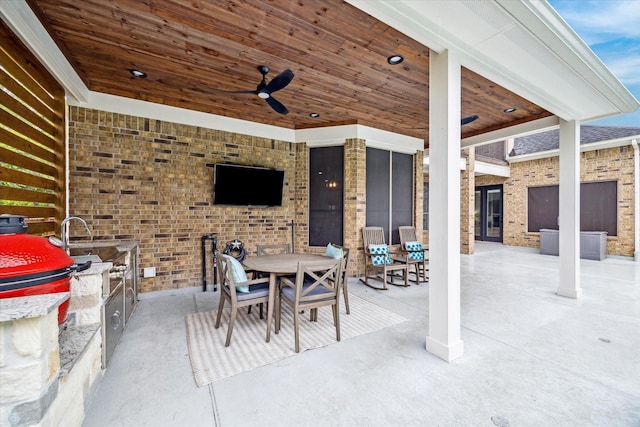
[368,244,392,265]
[404,241,424,260]
[236,282,269,301]
[281,283,333,302]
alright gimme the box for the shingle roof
[509,125,640,157]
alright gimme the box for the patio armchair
[275,258,343,353]
[360,226,408,290]
[215,254,271,347]
[398,226,429,284]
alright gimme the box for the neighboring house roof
[510,125,640,157]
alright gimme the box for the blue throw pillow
[325,243,343,259]
[368,244,391,265]
[223,255,249,293]
[404,241,424,260]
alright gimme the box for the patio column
[557,119,582,298]
[426,49,464,362]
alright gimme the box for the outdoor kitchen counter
[69,239,139,254]
[0,292,69,321]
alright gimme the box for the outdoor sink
[71,254,103,264]
[69,246,119,262]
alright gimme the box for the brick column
[460,147,475,254]
[414,151,425,236]
[344,138,367,277]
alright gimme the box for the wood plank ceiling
[26,0,553,146]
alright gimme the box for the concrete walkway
[82,243,640,427]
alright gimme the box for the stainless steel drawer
[102,283,124,368]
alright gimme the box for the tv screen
[213,164,285,207]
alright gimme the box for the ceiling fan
[461,115,479,125]
[222,65,294,115]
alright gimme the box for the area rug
[184,294,406,387]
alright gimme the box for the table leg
[266,272,276,342]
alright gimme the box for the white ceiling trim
[298,125,424,154]
[461,116,560,148]
[0,0,89,103]
[71,92,296,142]
[475,161,510,177]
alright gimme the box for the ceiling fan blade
[265,95,289,115]
[461,114,479,125]
[263,69,294,94]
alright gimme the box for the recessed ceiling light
[503,107,517,113]
[130,69,147,78]
[310,113,320,118]
[387,54,404,65]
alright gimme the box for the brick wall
[475,145,636,257]
[422,144,636,257]
[68,107,298,293]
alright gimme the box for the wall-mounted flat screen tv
[213,164,285,207]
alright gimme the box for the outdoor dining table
[242,253,335,342]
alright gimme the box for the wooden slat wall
[0,19,65,236]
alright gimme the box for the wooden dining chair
[327,243,351,314]
[275,258,343,353]
[398,226,429,284]
[214,254,271,347]
[360,226,408,290]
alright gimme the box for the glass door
[474,185,503,242]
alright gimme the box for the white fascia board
[475,161,510,177]
[71,92,296,142]
[347,1,638,122]
[507,135,640,163]
[462,116,560,148]
[297,124,424,154]
[498,0,639,115]
[0,0,89,103]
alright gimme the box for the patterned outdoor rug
[184,294,406,387]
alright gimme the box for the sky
[547,0,640,127]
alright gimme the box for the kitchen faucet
[61,216,91,252]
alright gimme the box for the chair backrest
[362,226,387,247]
[256,243,291,256]
[329,243,350,281]
[292,258,343,304]
[398,226,418,245]
[217,255,240,300]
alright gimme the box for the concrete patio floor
[82,243,640,427]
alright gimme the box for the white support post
[557,119,582,298]
[426,49,464,362]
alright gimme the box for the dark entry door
[475,185,503,242]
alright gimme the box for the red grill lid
[0,215,74,279]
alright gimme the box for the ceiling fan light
[129,69,147,78]
[387,54,404,65]
[258,92,270,99]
